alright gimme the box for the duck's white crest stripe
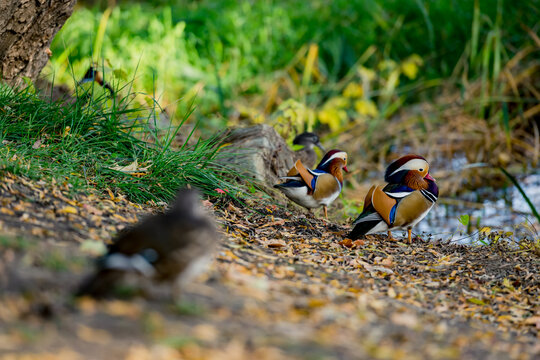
[384,191,412,198]
[389,159,428,177]
[320,151,347,167]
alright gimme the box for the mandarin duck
[293,132,325,168]
[76,189,219,299]
[78,65,114,96]
[274,149,348,218]
[349,155,438,243]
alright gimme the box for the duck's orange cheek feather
[404,171,429,190]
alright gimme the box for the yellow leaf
[502,278,515,291]
[329,279,340,288]
[480,227,491,234]
[302,43,319,87]
[401,54,424,80]
[275,99,316,134]
[112,213,128,222]
[358,66,376,82]
[104,300,142,318]
[384,69,401,95]
[467,297,486,306]
[60,206,78,215]
[0,207,15,216]
[354,99,379,117]
[401,61,419,80]
[343,82,363,98]
[308,298,326,308]
[378,59,398,71]
[317,108,347,131]
[106,188,115,201]
[253,113,266,124]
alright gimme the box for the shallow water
[416,173,540,244]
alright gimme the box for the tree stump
[219,125,295,187]
[0,0,76,87]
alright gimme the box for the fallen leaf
[352,239,365,247]
[77,325,111,344]
[59,206,78,215]
[201,200,214,208]
[0,208,15,216]
[381,256,394,267]
[193,324,219,342]
[339,238,353,247]
[391,312,419,328]
[260,219,287,228]
[267,240,287,248]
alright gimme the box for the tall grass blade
[93,7,112,61]
[302,43,319,89]
[415,0,435,52]
[502,102,511,149]
[491,0,502,99]
[499,167,540,223]
[470,0,481,67]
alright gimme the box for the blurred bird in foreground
[349,154,438,243]
[292,132,325,169]
[274,149,348,219]
[75,189,219,300]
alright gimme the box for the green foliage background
[46,0,539,132]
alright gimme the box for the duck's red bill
[343,166,349,173]
[425,173,435,181]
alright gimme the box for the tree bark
[219,125,295,187]
[0,0,76,87]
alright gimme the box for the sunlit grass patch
[0,83,243,204]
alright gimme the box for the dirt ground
[0,172,538,359]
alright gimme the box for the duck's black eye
[419,168,424,171]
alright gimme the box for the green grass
[0,235,32,251]
[0,82,244,203]
[499,167,540,223]
[173,300,207,316]
[47,0,538,134]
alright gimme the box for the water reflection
[416,173,540,244]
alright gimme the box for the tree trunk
[0,0,76,87]
[219,125,295,187]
